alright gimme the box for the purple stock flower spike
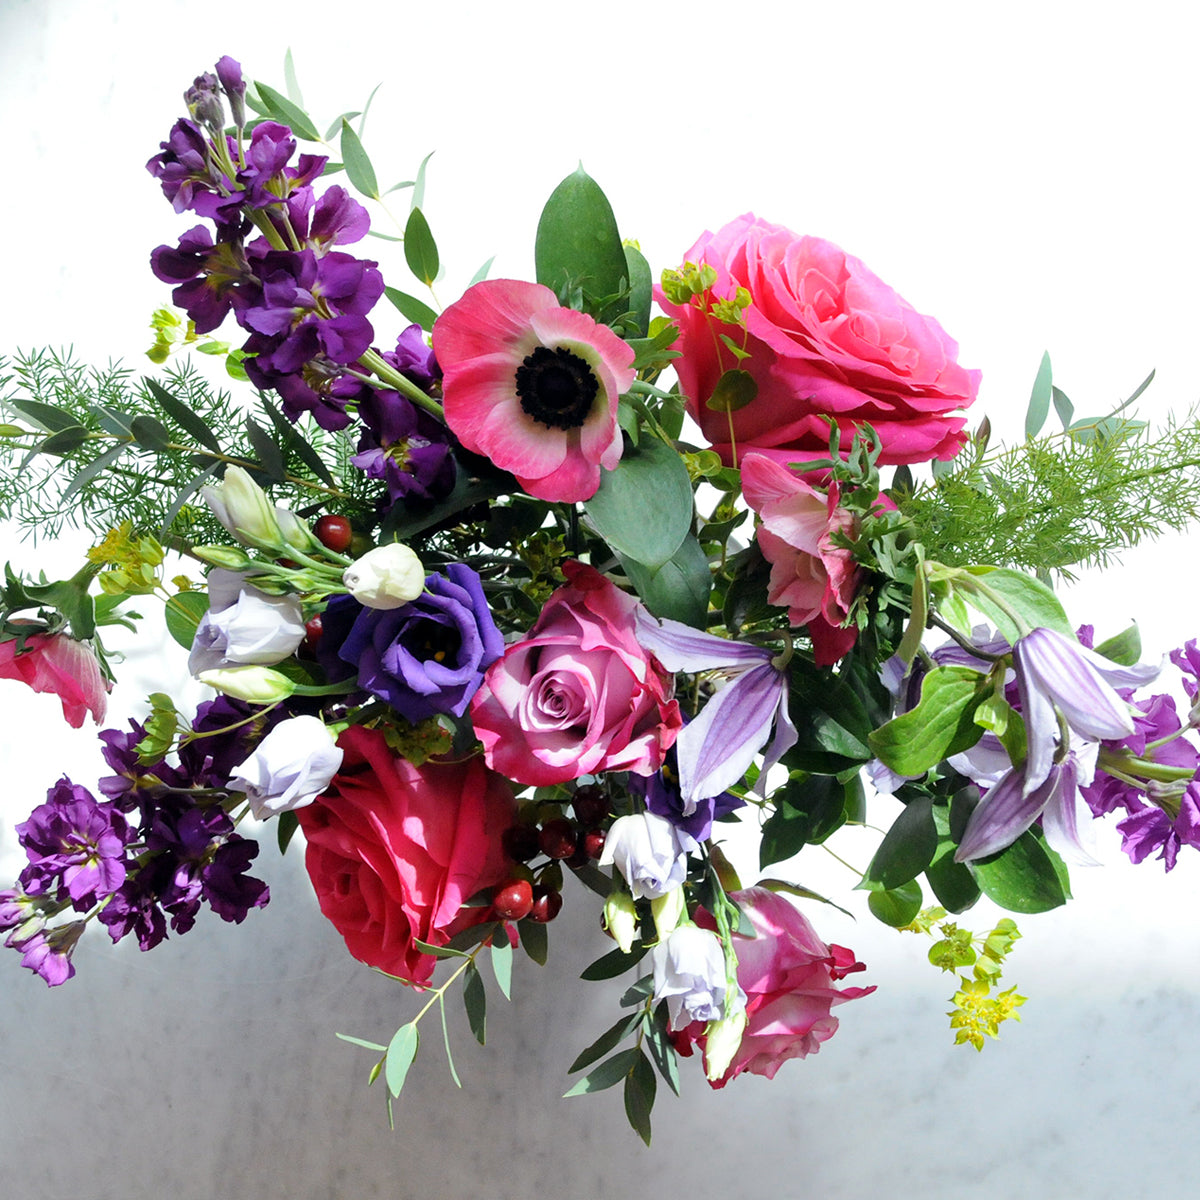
[1015,627,1159,796]
[635,611,796,808]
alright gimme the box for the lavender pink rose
[658,214,980,468]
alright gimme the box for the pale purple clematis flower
[955,739,1100,864]
[1015,627,1159,796]
[635,612,796,809]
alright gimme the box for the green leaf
[282,48,304,106]
[384,1023,419,1097]
[411,939,469,959]
[253,81,320,142]
[469,255,496,286]
[1095,622,1142,666]
[145,378,223,454]
[340,119,379,199]
[957,566,1074,642]
[1051,385,1074,430]
[517,916,548,965]
[624,1051,656,1146]
[705,369,758,413]
[1025,351,1052,439]
[563,1048,639,1097]
[864,797,938,890]
[2,397,79,432]
[969,830,1070,914]
[490,936,513,1001]
[335,1032,388,1053]
[534,165,627,323]
[356,82,384,141]
[583,436,693,569]
[59,443,128,507]
[568,1012,642,1074]
[129,415,173,452]
[260,398,336,487]
[160,463,220,539]
[924,840,981,913]
[644,1014,682,1096]
[404,207,439,287]
[410,150,434,212]
[618,533,711,628]
[581,944,647,981]
[623,243,652,338]
[323,110,362,141]
[37,426,90,456]
[463,961,487,1045]
[868,666,989,776]
[760,774,854,867]
[244,416,287,482]
[868,879,923,926]
[384,286,438,332]
[437,994,462,1089]
[276,809,300,855]
[164,590,209,649]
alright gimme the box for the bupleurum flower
[432,279,636,502]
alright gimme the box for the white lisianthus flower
[598,812,696,900]
[342,543,425,609]
[651,923,745,1032]
[188,570,305,675]
[227,716,343,820]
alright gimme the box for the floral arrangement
[4,56,1200,1142]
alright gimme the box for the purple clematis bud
[635,613,796,808]
[1015,627,1159,796]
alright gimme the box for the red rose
[297,726,516,984]
[658,214,980,467]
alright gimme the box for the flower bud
[215,55,246,129]
[650,885,685,940]
[703,1005,748,1083]
[201,466,285,551]
[342,543,424,610]
[196,665,296,703]
[192,544,252,570]
[603,889,639,953]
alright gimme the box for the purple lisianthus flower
[634,612,796,807]
[16,779,133,910]
[352,387,456,502]
[336,563,503,722]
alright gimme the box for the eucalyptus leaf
[463,961,487,1045]
[129,415,173,452]
[146,378,223,454]
[340,119,379,199]
[404,207,439,287]
[490,936,513,1001]
[384,286,438,332]
[1025,351,1052,439]
[253,81,320,142]
[567,1012,642,1074]
[624,1051,656,1146]
[580,944,647,981]
[562,1048,639,1097]
[244,416,287,482]
[517,917,549,965]
[384,1023,419,1097]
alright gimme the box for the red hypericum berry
[492,879,534,921]
[582,828,606,860]
[502,824,541,863]
[314,514,353,554]
[572,784,609,827]
[565,832,590,870]
[539,818,578,860]
[529,886,563,923]
[303,614,323,652]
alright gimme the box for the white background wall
[2,2,1199,1197]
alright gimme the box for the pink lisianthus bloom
[740,452,861,666]
[680,887,874,1087]
[0,631,108,727]
[432,279,636,502]
[469,562,682,785]
[657,214,979,468]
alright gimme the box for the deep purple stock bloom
[352,387,457,502]
[176,694,286,788]
[151,225,258,334]
[236,121,326,212]
[16,779,132,910]
[337,563,504,722]
[147,118,229,215]
[384,323,441,392]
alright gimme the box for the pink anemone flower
[432,279,636,502]
[0,631,109,727]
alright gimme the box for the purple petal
[955,764,1060,862]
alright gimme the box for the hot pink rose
[0,631,108,727]
[297,725,516,984]
[469,561,682,786]
[687,887,874,1087]
[657,214,980,468]
[740,452,861,666]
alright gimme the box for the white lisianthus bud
[703,1005,749,1083]
[603,889,639,953]
[342,543,425,610]
[196,665,296,703]
[201,466,285,550]
[192,544,252,570]
[650,885,686,940]
[227,716,343,820]
[598,812,696,900]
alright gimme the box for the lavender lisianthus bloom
[15,779,133,910]
[634,611,796,808]
[337,563,503,722]
[188,569,306,675]
[651,923,745,1032]
[598,811,697,900]
[226,715,343,820]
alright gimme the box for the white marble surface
[3,1,1200,1196]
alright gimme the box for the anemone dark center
[409,617,461,665]
[514,346,599,431]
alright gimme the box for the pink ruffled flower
[0,632,108,728]
[683,887,874,1087]
[657,215,980,468]
[469,562,682,785]
[432,279,636,502]
[740,452,861,665]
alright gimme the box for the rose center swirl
[514,345,599,431]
